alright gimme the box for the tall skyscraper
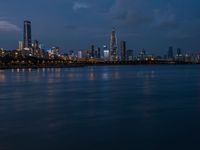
[23,20,32,49]
[91,45,95,58]
[168,46,174,59]
[110,28,118,61]
[121,41,126,61]
[97,47,101,58]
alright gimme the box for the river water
[0,65,200,150]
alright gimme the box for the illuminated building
[47,47,60,58]
[176,48,184,61]
[18,41,23,51]
[103,45,109,60]
[23,20,32,49]
[78,51,82,59]
[110,28,118,61]
[33,40,39,50]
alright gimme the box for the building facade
[23,20,32,49]
[110,28,118,61]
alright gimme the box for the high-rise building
[127,50,134,61]
[78,51,82,59]
[91,45,95,58]
[121,41,126,61]
[168,46,174,59]
[33,40,39,50]
[177,48,181,56]
[110,28,118,61]
[18,41,23,51]
[23,20,32,49]
[103,45,109,61]
[97,47,101,58]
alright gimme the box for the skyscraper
[177,48,181,56]
[110,28,118,61]
[97,47,101,58]
[23,20,32,49]
[121,41,127,61]
[33,40,39,50]
[103,45,109,61]
[91,45,95,58]
[168,46,174,59]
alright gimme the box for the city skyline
[0,0,200,54]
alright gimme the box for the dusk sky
[0,0,200,54]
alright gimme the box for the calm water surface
[0,65,200,150]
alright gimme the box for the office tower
[168,46,174,59]
[23,20,32,49]
[33,40,39,50]
[39,44,45,50]
[103,45,109,61]
[127,50,134,61]
[110,28,118,61]
[78,51,82,59]
[177,48,181,56]
[95,50,98,58]
[91,45,95,58]
[18,41,23,51]
[121,41,126,61]
[97,48,101,58]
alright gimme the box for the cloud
[153,4,178,29]
[73,2,90,11]
[165,19,200,39]
[108,0,153,27]
[0,20,20,32]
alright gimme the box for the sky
[0,0,200,54]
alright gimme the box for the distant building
[121,41,126,61]
[139,49,146,61]
[39,44,44,50]
[103,45,109,61]
[78,51,82,59]
[47,47,60,58]
[177,48,181,56]
[127,50,134,61]
[91,45,95,58]
[168,46,174,59]
[176,48,184,61]
[33,40,39,50]
[18,41,23,51]
[97,47,101,58]
[0,48,5,57]
[23,20,32,49]
[110,28,118,61]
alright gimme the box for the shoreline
[0,62,199,70]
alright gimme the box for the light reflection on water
[0,72,5,82]
[0,65,200,150]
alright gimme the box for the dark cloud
[108,0,153,27]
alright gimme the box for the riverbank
[0,62,199,70]
[0,64,85,70]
